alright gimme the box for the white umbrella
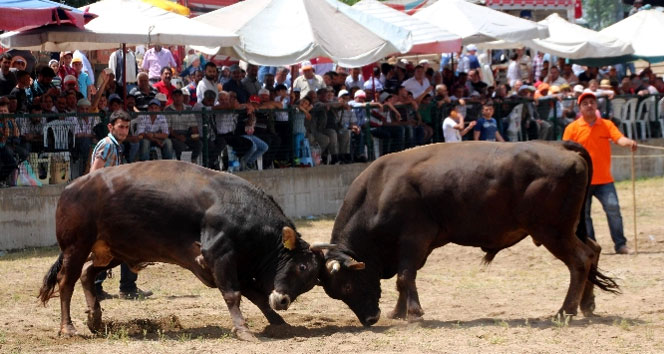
[412,0,549,45]
[193,0,413,67]
[600,10,664,63]
[477,14,634,63]
[0,0,238,52]
[353,0,461,54]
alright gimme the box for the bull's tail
[561,141,593,241]
[38,252,63,305]
[588,264,621,294]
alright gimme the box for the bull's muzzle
[269,290,291,311]
[361,310,381,327]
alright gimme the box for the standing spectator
[473,102,505,141]
[135,99,174,160]
[186,69,203,105]
[242,64,262,96]
[629,0,643,16]
[73,99,100,177]
[532,51,545,84]
[0,100,19,183]
[458,44,480,74]
[347,89,381,162]
[562,91,637,254]
[19,105,45,154]
[130,72,157,110]
[274,66,291,88]
[517,48,532,83]
[506,52,521,87]
[218,65,232,85]
[345,67,365,90]
[10,70,31,113]
[48,59,62,89]
[152,67,176,106]
[197,63,219,104]
[545,66,568,87]
[73,50,95,85]
[222,64,249,104]
[0,53,17,96]
[27,66,58,105]
[108,47,138,91]
[292,61,326,98]
[72,57,95,100]
[402,65,433,102]
[141,45,176,84]
[442,104,476,143]
[369,92,405,154]
[164,89,201,162]
[58,51,76,81]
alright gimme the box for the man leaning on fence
[563,91,637,255]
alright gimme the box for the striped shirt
[74,116,100,136]
[91,133,123,168]
[135,114,169,135]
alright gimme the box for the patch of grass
[0,330,6,344]
[645,325,654,341]
[494,319,509,329]
[614,318,633,331]
[489,335,506,345]
[177,332,192,342]
[551,313,572,328]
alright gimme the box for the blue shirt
[474,117,499,141]
[91,133,124,168]
[77,72,92,98]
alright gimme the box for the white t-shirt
[442,117,461,142]
[401,77,431,99]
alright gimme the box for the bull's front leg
[242,287,287,326]
[388,268,424,322]
[210,254,259,342]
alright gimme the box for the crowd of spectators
[1,40,663,185]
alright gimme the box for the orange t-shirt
[562,117,624,185]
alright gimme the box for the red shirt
[152,81,175,106]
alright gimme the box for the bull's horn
[326,260,341,274]
[344,258,365,270]
[310,243,337,251]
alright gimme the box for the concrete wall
[2,140,664,251]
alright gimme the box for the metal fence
[2,93,663,188]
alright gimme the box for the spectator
[629,0,643,16]
[19,105,45,154]
[347,89,381,162]
[394,85,425,148]
[442,104,476,142]
[0,100,20,183]
[563,91,637,254]
[274,66,291,88]
[48,59,62,89]
[73,99,100,176]
[222,64,249,104]
[62,75,79,94]
[185,69,203,105]
[164,89,201,163]
[72,57,95,100]
[506,52,521,87]
[27,66,58,105]
[58,51,76,81]
[402,65,433,103]
[467,69,488,96]
[242,64,262,96]
[311,88,347,164]
[517,48,532,83]
[263,72,276,91]
[108,47,138,90]
[141,45,176,84]
[0,53,17,96]
[130,72,157,110]
[473,102,505,141]
[197,63,220,105]
[202,90,252,170]
[458,44,480,74]
[65,90,79,113]
[152,67,176,106]
[368,92,405,154]
[218,65,231,85]
[10,70,31,113]
[293,61,326,98]
[135,99,174,160]
[53,93,68,114]
[345,68,365,90]
[545,66,567,87]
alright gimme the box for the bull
[319,141,619,326]
[38,160,323,341]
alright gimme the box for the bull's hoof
[407,313,424,323]
[59,323,78,337]
[387,309,406,320]
[86,310,103,333]
[581,302,596,317]
[233,328,259,342]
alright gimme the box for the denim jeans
[241,135,268,165]
[139,138,174,161]
[94,263,138,293]
[584,183,627,251]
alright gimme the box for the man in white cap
[458,44,480,74]
[292,61,326,98]
[563,91,637,254]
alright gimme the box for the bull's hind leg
[580,239,602,316]
[538,231,594,318]
[58,246,93,336]
[80,259,121,333]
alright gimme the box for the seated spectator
[95,94,108,114]
[248,94,281,167]
[442,104,476,142]
[152,67,176,106]
[53,93,68,115]
[135,99,174,160]
[130,72,157,110]
[474,102,505,142]
[545,66,567,87]
[467,69,488,97]
[19,105,46,153]
[164,88,201,163]
[73,99,100,176]
[155,92,168,109]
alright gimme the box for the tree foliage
[59,0,97,8]
[582,0,625,30]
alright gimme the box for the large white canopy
[352,0,461,54]
[600,10,664,63]
[0,0,238,52]
[193,0,413,67]
[477,14,634,61]
[412,0,549,45]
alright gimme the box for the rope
[631,150,637,254]
[637,143,664,151]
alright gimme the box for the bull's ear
[282,226,297,251]
[345,259,365,270]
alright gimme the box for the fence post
[552,99,558,140]
[202,110,209,168]
[365,103,374,160]
[289,106,296,166]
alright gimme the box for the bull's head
[269,226,324,312]
[313,244,382,327]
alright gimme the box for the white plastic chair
[619,98,638,139]
[635,96,655,139]
[611,98,626,121]
[657,97,664,138]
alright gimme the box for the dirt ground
[1,177,663,354]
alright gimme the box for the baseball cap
[71,57,83,64]
[577,91,596,105]
[63,75,77,84]
[61,51,73,57]
[48,59,58,66]
[467,44,478,52]
[338,89,349,98]
[77,98,91,107]
[354,90,366,98]
[108,93,122,103]
[249,95,261,104]
[599,79,612,89]
[418,59,429,65]
[155,93,168,102]
[148,98,162,107]
[379,92,392,103]
[550,85,561,94]
[573,84,585,94]
[518,85,535,93]
[258,88,270,95]
[301,61,313,70]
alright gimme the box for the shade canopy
[0,0,238,52]
[353,0,462,54]
[193,0,413,67]
[412,0,549,45]
[477,14,635,65]
[0,0,96,32]
[600,10,664,64]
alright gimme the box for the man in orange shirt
[563,91,637,254]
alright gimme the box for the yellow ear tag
[282,226,297,251]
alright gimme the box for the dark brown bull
[319,141,619,326]
[38,160,323,341]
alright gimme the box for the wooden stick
[631,149,637,254]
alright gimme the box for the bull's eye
[299,264,308,272]
[344,283,352,294]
